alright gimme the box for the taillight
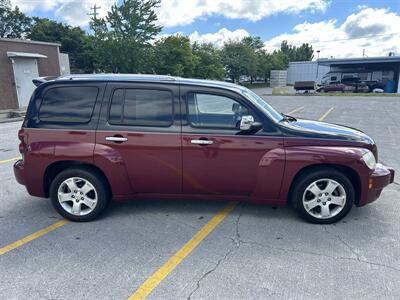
[18,128,25,156]
[18,128,24,142]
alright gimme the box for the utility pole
[88,4,101,21]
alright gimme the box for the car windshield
[241,88,283,122]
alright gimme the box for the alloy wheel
[57,177,98,216]
[302,178,347,219]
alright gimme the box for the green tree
[192,42,224,80]
[154,35,197,77]
[242,36,267,82]
[0,0,31,38]
[242,36,264,52]
[277,40,313,68]
[28,18,94,73]
[221,40,256,82]
[90,0,162,73]
[295,42,314,61]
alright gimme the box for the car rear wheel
[50,168,110,222]
[291,168,354,224]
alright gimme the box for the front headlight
[362,150,376,170]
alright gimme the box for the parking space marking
[0,220,69,256]
[319,107,334,121]
[128,201,238,300]
[286,106,304,115]
[0,156,21,164]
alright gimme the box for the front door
[12,58,39,107]
[181,86,284,198]
[96,82,182,194]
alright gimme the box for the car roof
[51,74,246,93]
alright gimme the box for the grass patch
[269,92,400,97]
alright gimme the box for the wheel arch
[44,160,112,198]
[287,163,361,205]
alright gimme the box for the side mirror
[240,115,255,130]
[239,115,263,134]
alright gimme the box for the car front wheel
[50,168,110,222]
[291,168,354,224]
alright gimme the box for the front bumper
[13,159,25,186]
[359,163,395,206]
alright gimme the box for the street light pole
[316,50,321,82]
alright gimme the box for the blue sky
[161,0,399,40]
[12,0,400,58]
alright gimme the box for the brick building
[0,38,70,109]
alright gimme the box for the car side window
[109,88,173,127]
[39,86,99,123]
[187,92,250,129]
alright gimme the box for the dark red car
[14,75,394,223]
[317,82,353,93]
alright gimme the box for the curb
[0,117,24,124]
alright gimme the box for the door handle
[105,136,128,142]
[191,139,213,145]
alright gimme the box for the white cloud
[156,0,329,27]
[11,0,58,12]
[12,0,328,28]
[11,0,115,27]
[263,7,400,58]
[189,28,250,47]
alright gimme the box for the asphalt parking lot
[1,92,400,299]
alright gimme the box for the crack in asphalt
[186,204,246,300]
[323,226,400,272]
[187,207,399,299]
[187,205,277,299]
[186,243,237,300]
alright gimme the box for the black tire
[290,168,354,224]
[50,167,110,222]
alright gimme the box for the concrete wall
[0,39,61,109]
[270,70,287,87]
[287,61,330,85]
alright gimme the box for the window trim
[107,87,175,128]
[38,85,99,124]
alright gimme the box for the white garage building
[287,61,330,85]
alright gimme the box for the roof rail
[32,76,58,87]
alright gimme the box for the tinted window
[39,86,98,123]
[187,92,249,129]
[109,89,173,127]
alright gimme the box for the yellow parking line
[0,156,21,164]
[319,107,334,121]
[0,220,69,256]
[128,202,238,300]
[286,106,304,115]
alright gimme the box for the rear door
[96,82,182,194]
